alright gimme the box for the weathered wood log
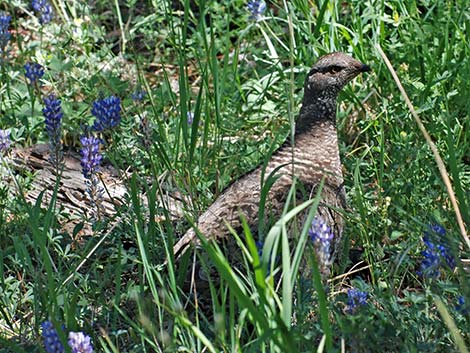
[7,144,184,228]
[9,143,125,220]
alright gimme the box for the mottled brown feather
[174,52,370,265]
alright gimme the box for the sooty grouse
[174,52,370,272]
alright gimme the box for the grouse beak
[360,63,371,73]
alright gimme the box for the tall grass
[0,0,469,352]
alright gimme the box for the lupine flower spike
[346,288,368,314]
[247,0,266,21]
[187,111,194,125]
[255,240,263,259]
[418,223,456,278]
[41,321,65,353]
[0,12,11,58]
[80,135,104,221]
[43,95,63,170]
[308,216,334,276]
[254,240,276,275]
[24,62,44,84]
[0,129,11,154]
[456,296,470,316]
[31,0,54,24]
[0,129,11,177]
[91,95,121,132]
[131,89,146,103]
[68,331,93,353]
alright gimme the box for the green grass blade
[434,297,469,353]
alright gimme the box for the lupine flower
[80,136,102,179]
[346,288,368,314]
[131,89,147,102]
[91,95,121,132]
[43,95,63,135]
[427,224,456,269]
[255,240,276,275]
[419,244,441,278]
[80,135,104,220]
[0,12,11,56]
[187,111,194,125]
[41,321,65,353]
[0,129,11,153]
[43,95,63,167]
[308,216,334,275]
[68,331,93,353]
[456,296,470,315]
[255,240,263,259]
[247,0,266,21]
[31,0,54,24]
[418,223,456,278]
[24,62,44,84]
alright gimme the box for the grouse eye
[327,65,343,74]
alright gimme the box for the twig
[376,45,469,251]
[328,262,371,284]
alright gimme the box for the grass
[0,0,469,352]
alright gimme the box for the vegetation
[0,0,469,352]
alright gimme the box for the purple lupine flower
[456,296,470,315]
[91,95,121,132]
[419,242,441,278]
[0,12,11,56]
[24,62,44,84]
[0,129,11,153]
[247,0,266,21]
[80,136,102,179]
[418,223,456,278]
[429,223,446,236]
[43,95,63,135]
[427,224,456,269]
[80,135,104,220]
[131,89,147,102]
[346,288,368,314]
[187,111,194,125]
[255,240,263,259]
[68,331,93,353]
[41,321,65,353]
[31,0,54,24]
[43,95,63,167]
[255,240,276,275]
[308,216,334,275]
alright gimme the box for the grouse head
[297,52,369,132]
[305,52,370,94]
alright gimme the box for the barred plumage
[174,52,370,270]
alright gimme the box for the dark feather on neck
[294,90,338,136]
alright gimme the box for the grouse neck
[295,90,338,136]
